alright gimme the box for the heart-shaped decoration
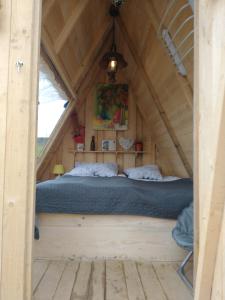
[118,137,134,150]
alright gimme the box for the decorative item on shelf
[118,137,134,151]
[52,164,65,178]
[135,141,143,152]
[90,136,96,151]
[102,139,116,151]
[73,125,85,151]
[77,143,84,152]
[99,4,127,83]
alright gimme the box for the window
[37,57,68,158]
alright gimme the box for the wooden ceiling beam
[145,0,193,109]
[42,0,56,20]
[75,29,113,109]
[41,28,77,100]
[117,17,193,177]
[54,0,89,54]
[73,22,112,90]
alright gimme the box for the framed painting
[94,83,128,130]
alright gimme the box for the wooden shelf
[69,149,146,155]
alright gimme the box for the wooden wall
[38,69,154,181]
[38,0,194,180]
[119,0,193,177]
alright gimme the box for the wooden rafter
[42,0,56,20]
[73,22,112,90]
[145,0,193,109]
[41,28,77,100]
[54,0,89,54]
[117,16,193,177]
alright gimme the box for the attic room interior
[1,0,225,300]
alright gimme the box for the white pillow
[162,176,180,181]
[74,162,118,177]
[124,165,162,180]
[66,167,94,177]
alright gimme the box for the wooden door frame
[0,0,42,299]
[194,0,225,298]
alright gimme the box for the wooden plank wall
[119,0,193,177]
[0,0,41,299]
[38,69,154,180]
[38,0,194,180]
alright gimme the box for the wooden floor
[33,259,193,300]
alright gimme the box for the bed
[36,176,192,218]
[34,175,193,261]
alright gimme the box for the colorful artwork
[94,83,128,130]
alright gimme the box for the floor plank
[34,261,66,300]
[123,261,145,300]
[53,261,79,300]
[106,261,128,300]
[71,261,92,300]
[33,259,193,300]
[32,260,49,293]
[153,262,193,300]
[89,261,105,300]
[137,262,167,300]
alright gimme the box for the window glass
[37,58,68,158]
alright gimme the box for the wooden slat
[42,0,56,20]
[106,261,128,300]
[71,261,92,300]
[137,262,167,300]
[194,1,225,298]
[117,16,193,177]
[89,261,105,300]
[0,0,41,299]
[53,261,79,300]
[54,0,89,54]
[34,261,66,300]
[32,260,49,293]
[123,261,145,300]
[153,263,192,300]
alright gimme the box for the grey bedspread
[36,176,193,219]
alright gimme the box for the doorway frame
[0,0,42,299]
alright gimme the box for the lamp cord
[112,17,116,52]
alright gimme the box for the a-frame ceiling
[39,0,194,178]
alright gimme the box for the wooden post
[0,0,41,299]
[194,0,225,298]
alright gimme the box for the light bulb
[108,59,117,72]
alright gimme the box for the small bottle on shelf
[90,136,96,151]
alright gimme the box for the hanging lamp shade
[99,5,127,82]
[99,49,127,71]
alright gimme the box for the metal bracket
[16,60,24,72]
